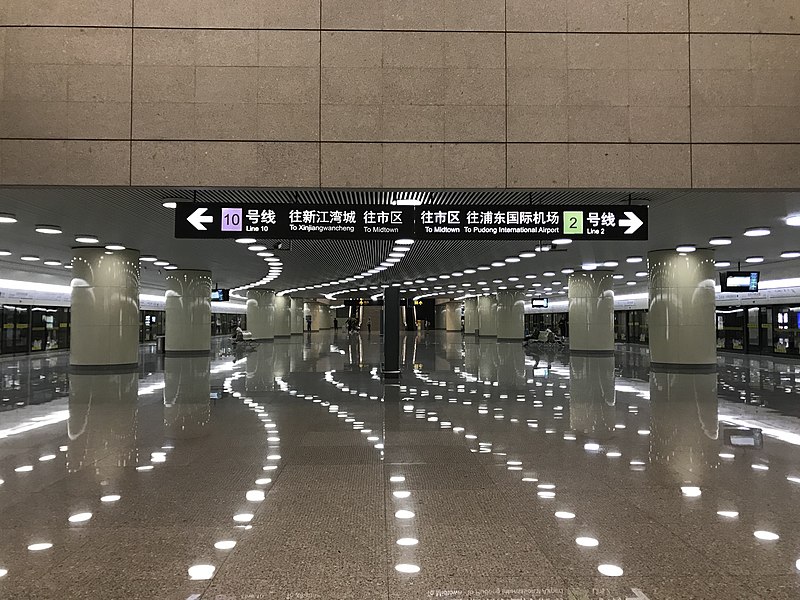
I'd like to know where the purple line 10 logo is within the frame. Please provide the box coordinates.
[221,208,242,232]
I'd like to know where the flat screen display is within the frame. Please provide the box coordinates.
[531,298,549,308]
[721,271,759,293]
[211,289,230,301]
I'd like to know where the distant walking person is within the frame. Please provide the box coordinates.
[333,317,339,331]
[367,317,372,334]
[306,314,312,332]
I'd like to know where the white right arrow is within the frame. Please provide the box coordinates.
[619,211,643,235]
[187,207,214,231]
[627,589,651,600]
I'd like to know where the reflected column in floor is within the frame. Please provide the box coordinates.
[164,356,211,439]
[569,355,616,436]
[650,369,719,486]
[68,372,138,474]
[496,342,525,389]
[247,345,275,392]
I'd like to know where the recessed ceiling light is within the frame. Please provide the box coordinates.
[105,244,126,251]
[781,251,800,258]
[20,256,40,261]
[75,235,99,244]
[162,201,177,209]
[715,261,731,268]
[491,261,505,267]
[561,268,574,274]
[164,265,178,270]
[463,269,476,274]
[744,227,770,237]
[0,250,11,256]
[709,237,732,245]
[140,255,158,262]
[43,260,62,266]
[35,225,62,235]
[626,256,643,263]
[785,215,800,226]
[745,256,764,263]
[552,238,572,245]
[395,239,414,245]
[505,257,521,263]
[235,238,257,244]
[519,252,536,258]
[612,274,624,279]
[248,245,267,252]
[543,271,555,277]
[154,260,170,266]
[0,213,18,223]
[675,245,696,253]
[635,271,647,277]
[597,564,623,577]
[626,281,636,286]
[477,266,490,271]
[582,263,598,270]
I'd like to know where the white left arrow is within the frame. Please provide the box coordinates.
[619,211,643,235]
[187,207,214,231]
[627,589,651,600]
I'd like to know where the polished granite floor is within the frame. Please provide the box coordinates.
[2,332,800,599]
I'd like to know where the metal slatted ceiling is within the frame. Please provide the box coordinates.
[0,187,797,297]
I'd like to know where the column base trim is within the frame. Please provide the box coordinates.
[570,349,615,356]
[69,362,138,374]
[497,337,524,342]
[650,362,717,373]
[164,350,210,357]
[478,333,497,337]
[274,334,291,338]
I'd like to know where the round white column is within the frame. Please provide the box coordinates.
[496,291,525,341]
[445,302,461,332]
[290,298,304,334]
[435,303,447,330]
[70,247,140,369]
[165,269,212,354]
[477,295,497,337]
[648,249,716,368]
[568,271,614,353]
[246,289,275,341]
[464,297,478,335]
[273,295,291,337]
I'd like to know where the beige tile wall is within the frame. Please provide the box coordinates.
[0,0,798,187]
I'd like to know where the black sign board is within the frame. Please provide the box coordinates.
[175,204,647,241]
[175,204,414,239]
[343,299,384,307]
[211,289,230,302]
[414,205,647,240]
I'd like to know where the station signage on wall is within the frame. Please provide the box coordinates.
[175,204,647,241]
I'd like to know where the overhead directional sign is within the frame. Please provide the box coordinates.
[175,204,415,239]
[413,205,647,240]
[175,203,647,241]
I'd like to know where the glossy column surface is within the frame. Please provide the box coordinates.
[165,269,212,353]
[444,302,461,332]
[649,249,717,366]
[290,297,304,334]
[273,296,291,338]
[434,303,447,330]
[477,294,497,336]
[568,271,614,352]
[495,291,525,340]
[463,297,478,334]
[1,335,800,599]
[70,247,140,368]
[246,289,275,341]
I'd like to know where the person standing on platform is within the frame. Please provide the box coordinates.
[367,317,372,334]
[306,314,312,332]
[333,317,338,332]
